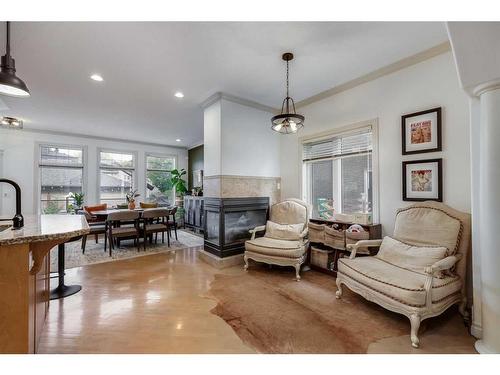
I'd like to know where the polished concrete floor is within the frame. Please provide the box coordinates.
[39,247,476,354]
[39,247,254,353]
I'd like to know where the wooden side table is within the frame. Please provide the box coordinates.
[307,218,382,277]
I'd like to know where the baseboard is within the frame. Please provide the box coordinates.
[475,340,498,354]
[197,249,244,269]
[471,323,483,339]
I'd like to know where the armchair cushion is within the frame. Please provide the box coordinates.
[376,236,448,276]
[338,257,462,307]
[264,220,304,241]
[246,237,305,258]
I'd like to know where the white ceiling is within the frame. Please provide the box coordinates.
[0,22,448,147]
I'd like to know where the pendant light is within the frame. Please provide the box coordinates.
[0,22,30,97]
[271,52,304,134]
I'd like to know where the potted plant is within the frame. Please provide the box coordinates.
[69,192,85,213]
[170,168,187,207]
[126,189,140,210]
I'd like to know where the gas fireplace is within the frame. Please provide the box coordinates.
[204,197,269,258]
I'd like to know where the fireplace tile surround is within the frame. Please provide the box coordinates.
[203,175,281,205]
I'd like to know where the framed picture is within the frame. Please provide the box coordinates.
[402,107,442,155]
[402,158,442,202]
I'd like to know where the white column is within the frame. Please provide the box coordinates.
[475,82,500,354]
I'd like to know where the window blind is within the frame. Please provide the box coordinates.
[302,127,372,162]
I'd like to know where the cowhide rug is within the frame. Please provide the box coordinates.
[207,263,476,354]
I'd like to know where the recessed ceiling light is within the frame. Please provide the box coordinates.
[90,74,103,82]
[176,139,181,142]
[174,92,184,98]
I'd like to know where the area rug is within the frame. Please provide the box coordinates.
[207,264,474,353]
[50,229,203,271]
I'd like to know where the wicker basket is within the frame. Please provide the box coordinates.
[345,231,370,254]
[310,246,335,269]
[308,222,325,244]
[324,226,345,249]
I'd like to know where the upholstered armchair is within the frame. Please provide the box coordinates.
[335,201,471,348]
[244,199,310,281]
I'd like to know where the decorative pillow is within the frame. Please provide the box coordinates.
[83,203,107,214]
[376,236,448,276]
[264,221,304,241]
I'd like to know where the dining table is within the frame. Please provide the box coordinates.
[87,207,176,248]
[90,207,176,220]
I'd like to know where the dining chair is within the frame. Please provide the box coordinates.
[106,210,141,256]
[81,211,107,254]
[167,207,178,241]
[141,208,171,249]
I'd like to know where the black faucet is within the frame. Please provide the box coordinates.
[0,178,24,229]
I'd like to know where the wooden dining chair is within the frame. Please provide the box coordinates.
[141,208,171,249]
[106,210,141,256]
[167,207,178,241]
[81,211,107,254]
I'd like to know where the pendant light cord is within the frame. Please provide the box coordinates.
[6,21,10,56]
[286,59,289,98]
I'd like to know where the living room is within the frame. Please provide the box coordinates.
[1,1,499,373]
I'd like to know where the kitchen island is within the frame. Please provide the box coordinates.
[0,215,89,353]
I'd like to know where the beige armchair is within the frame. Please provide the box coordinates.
[335,201,471,348]
[244,199,310,281]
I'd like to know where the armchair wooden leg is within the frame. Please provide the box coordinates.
[243,255,249,271]
[95,233,99,243]
[335,277,343,299]
[294,264,301,281]
[409,314,421,348]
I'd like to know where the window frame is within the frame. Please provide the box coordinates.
[35,142,88,215]
[299,119,379,223]
[97,148,138,206]
[144,152,177,204]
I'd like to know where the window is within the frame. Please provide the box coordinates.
[302,126,373,219]
[39,145,84,214]
[145,154,175,206]
[99,150,135,206]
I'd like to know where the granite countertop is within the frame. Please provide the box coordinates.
[0,214,90,246]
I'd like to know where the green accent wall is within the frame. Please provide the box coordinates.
[188,145,204,191]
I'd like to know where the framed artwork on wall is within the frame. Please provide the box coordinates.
[402,107,442,155]
[402,158,442,202]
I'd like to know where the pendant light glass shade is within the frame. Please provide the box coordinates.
[271,52,304,134]
[0,22,30,97]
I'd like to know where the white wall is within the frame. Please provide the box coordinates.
[220,99,280,177]
[203,100,222,176]
[280,52,471,235]
[203,97,281,178]
[0,129,188,216]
